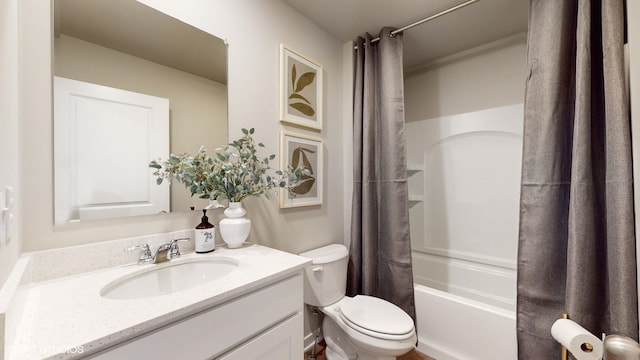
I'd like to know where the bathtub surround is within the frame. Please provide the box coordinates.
[403,34,526,358]
[414,285,517,359]
[348,27,415,321]
[518,0,638,358]
[405,104,523,312]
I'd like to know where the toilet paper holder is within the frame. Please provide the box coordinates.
[602,335,640,360]
[558,313,595,360]
[553,313,602,360]
[554,313,640,360]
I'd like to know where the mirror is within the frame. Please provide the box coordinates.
[53,0,228,224]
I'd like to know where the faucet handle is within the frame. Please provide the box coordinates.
[125,243,153,264]
[169,238,191,259]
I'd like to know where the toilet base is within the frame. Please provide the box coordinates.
[325,345,395,360]
[325,346,354,360]
[323,315,403,360]
[324,316,357,359]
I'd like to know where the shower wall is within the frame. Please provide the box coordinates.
[404,34,527,312]
[405,33,526,121]
[406,104,522,311]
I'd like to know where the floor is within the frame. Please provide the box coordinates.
[398,349,436,360]
[304,341,435,360]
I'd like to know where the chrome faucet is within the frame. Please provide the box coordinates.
[169,237,190,259]
[125,243,154,265]
[125,237,191,265]
[153,243,173,263]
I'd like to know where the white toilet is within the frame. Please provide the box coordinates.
[300,244,416,360]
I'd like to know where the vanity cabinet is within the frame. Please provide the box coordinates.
[89,274,303,360]
[217,313,302,360]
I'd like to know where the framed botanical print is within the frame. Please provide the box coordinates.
[280,44,323,130]
[280,131,323,208]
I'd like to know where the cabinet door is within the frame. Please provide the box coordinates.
[217,313,303,360]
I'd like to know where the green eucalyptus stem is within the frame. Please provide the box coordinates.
[149,128,308,202]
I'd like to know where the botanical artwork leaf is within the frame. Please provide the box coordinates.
[287,57,317,119]
[289,146,316,195]
[289,102,315,116]
[291,64,297,90]
[291,147,301,170]
[292,176,315,195]
[288,93,310,104]
[294,72,315,92]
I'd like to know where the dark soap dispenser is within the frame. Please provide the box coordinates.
[195,209,215,253]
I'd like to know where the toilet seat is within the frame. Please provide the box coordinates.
[338,295,415,340]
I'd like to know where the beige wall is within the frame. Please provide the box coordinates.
[54,34,227,213]
[18,0,345,256]
[0,0,21,285]
[2,0,346,346]
[133,0,347,255]
[405,33,527,122]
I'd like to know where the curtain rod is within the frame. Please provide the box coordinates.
[354,0,480,48]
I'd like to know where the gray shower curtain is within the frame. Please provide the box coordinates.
[347,27,416,321]
[518,0,638,357]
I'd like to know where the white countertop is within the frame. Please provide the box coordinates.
[7,244,310,360]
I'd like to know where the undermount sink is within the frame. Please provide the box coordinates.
[101,257,239,300]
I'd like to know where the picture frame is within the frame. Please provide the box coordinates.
[280,131,323,208]
[280,44,323,130]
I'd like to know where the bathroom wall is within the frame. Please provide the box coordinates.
[0,0,21,286]
[405,33,527,121]
[17,0,345,255]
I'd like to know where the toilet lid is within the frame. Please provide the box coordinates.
[338,295,414,338]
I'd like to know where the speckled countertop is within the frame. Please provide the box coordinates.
[7,244,310,360]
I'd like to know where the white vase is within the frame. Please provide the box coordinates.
[219,201,251,248]
[206,199,225,209]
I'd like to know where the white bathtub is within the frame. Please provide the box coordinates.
[414,285,517,360]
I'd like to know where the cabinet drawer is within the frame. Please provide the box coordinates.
[216,313,303,360]
[90,274,303,359]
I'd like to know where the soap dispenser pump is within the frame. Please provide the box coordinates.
[195,209,215,253]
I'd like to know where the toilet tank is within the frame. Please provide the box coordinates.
[299,244,349,307]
